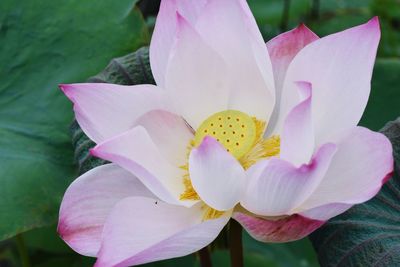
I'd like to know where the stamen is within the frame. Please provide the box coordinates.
[202,205,224,221]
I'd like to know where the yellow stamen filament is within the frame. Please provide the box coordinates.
[202,205,225,221]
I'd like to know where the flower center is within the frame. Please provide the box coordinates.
[180,110,281,221]
[193,110,257,159]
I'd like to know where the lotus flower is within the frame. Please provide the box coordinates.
[58,0,393,266]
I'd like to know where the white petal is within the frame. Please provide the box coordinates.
[94,197,230,267]
[58,164,154,256]
[135,110,194,166]
[195,0,275,122]
[280,81,314,166]
[275,18,380,144]
[150,0,207,87]
[299,203,353,221]
[189,137,245,211]
[60,83,168,143]
[91,127,187,206]
[300,126,393,210]
[165,14,230,129]
[241,143,337,216]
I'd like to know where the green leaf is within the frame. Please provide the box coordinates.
[360,59,400,131]
[370,0,400,57]
[310,118,400,267]
[248,0,311,39]
[23,225,71,254]
[243,232,319,267]
[0,0,148,240]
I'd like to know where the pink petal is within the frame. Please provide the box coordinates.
[94,197,230,267]
[150,0,207,87]
[60,83,168,144]
[276,18,381,144]
[135,110,194,166]
[195,0,275,122]
[280,81,314,166]
[233,212,324,243]
[267,24,318,90]
[266,24,318,135]
[241,143,336,216]
[58,164,154,256]
[91,127,188,206]
[189,136,245,211]
[300,126,393,210]
[165,13,230,130]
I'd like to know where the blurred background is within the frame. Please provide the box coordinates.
[0,0,399,266]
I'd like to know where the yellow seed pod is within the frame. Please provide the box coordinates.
[193,110,257,159]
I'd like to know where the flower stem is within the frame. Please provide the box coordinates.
[199,246,213,267]
[15,234,31,267]
[229,220,243,267]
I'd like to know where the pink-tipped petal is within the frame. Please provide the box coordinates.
[59,83,168,144]
[91,127,187,206]
[280,81,314,166]
[266,25,318,135]
[241,143,336,216]
[267,24,319,92]
[300,126,393,210]
[276,18,381,143]
[195,0,275,122]
[58,164,154,257]
[189,137,246,211]
[94,197,230,267]
[165,13,230,130]
[233,212,324,243]
[135,110,194,166]
[150,0,207,87]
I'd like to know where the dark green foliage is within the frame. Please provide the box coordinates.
[87,47,155,86]
[0,0,147,241]
[310,118,400,267]
[360,59,400,130]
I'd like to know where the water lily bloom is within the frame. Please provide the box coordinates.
[58,0,393,266]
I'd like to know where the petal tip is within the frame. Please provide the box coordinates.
[58,83,67,91]
[382,170,394,185]
[59,84,73,98]
[369,16,380,26]
[294,23,319,38]
[196,136,221,153]
[296,23,310,32]
[89,147,99,157]
[365,16,381,35]
[57,218,67,238]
